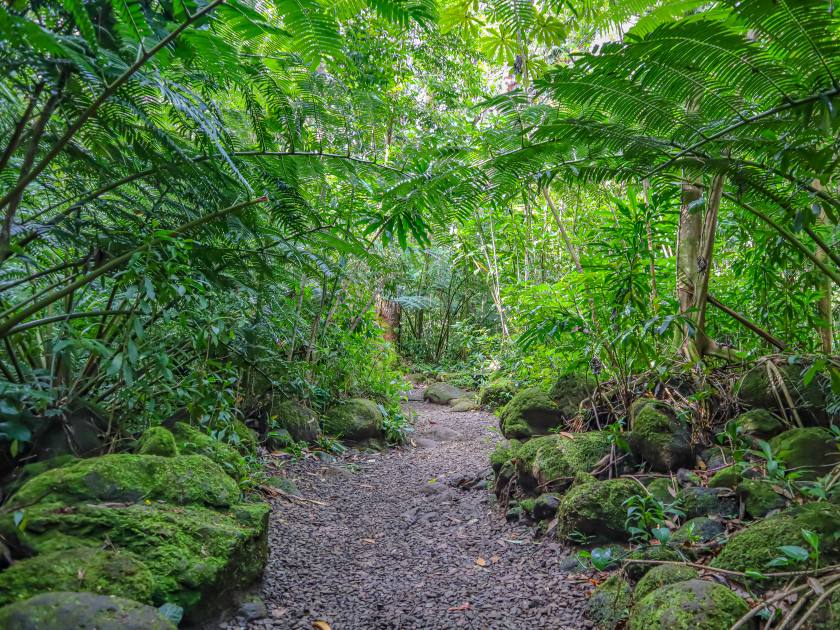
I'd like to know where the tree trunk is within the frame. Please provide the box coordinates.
[375,294,401,344]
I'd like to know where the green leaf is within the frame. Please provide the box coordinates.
[777,545,809,563]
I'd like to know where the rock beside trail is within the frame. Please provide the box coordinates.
[587,575,632,630]
[628,399,693,472]
[478,378,516,409]
[769,427,840,480]
[677,486,738,519]
[498,388,563,439]
[557,478,638,542]
[628,579,750,630]
[548,374,594,420]
[0,592,176,630]
[267,400,321,443]
[634,564,699,600]
[172,422,248,480]
[736,479,785,518]
[672,516,725,546]
[137,427,179,457]
[449,397,479,412]
[422,382,468,405]
[322,398,384,443]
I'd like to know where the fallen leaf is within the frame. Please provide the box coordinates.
[362,538,376,544]
[558,431,576,440]
[490,555,500,563]
[312,621,332,630]
[807,577,825,595]
[448,603,470,612]
[271,607,287,618]
[475,557,487,567]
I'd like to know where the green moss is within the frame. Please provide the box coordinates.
[519,498,536,514]
[224,420,258,455]
[8,453,240,509]
[733,409,784,439]
[498,387,562,439]
[322,398,384,442]
[634,564,699,600]
[677,487,738,519]
[172,422,248,481]
[268,401,320,442]
[628,400,693,472]
[625,546,681,580]
[736,479,785,518]
[557,478,638,542]
[423,382,467,405]
[629,579,749,630]
[3,455,78,497]
[0,592,176,630]
[769,427,839,480]
[513,431,612,492]
[708,466,741,489]
[489,440,519,472]
[0,548,155,607]
[478,378,516,409]
[737,360,829,423]
[137,427,179,457]
[646,477,677,503]
[587,575,632,630]
[548,374,593,419]
[711,503,840,574]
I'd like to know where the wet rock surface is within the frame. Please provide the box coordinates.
[218,390,589,629]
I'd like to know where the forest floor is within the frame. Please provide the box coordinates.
[218,389,591,630]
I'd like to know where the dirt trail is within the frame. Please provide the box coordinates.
[219,391,590,629]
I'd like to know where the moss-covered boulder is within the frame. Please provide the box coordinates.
[733,409,785,440]
[6,453,240,509]
[587,575,632,630]
[711,503,840,574]
[677,486,738,519]
[450,397,479,412]
[628,579,750,629]
[736,479,785,518]
[511,431,612,492]
[645,477,677,503]
[423,382,467,405]
[769,427,839,480]
[322,398,384,443]
[0,548,155,607]
[478,378,516,409]
[223,419,258,455]
[1,454,78,498]
[548,374,593,420]
[634,564,699,600]
[628,399,693,472]
[498,388,563,439]
[700,446,732,470]
[737,359,833,425]
[267,400,321,443]
[625,546,681,580]
[672,517,725,546]
[171,422,248,481]
[0,592,176,630]
[533,493,562,521]
[137,427,179,457]
[557,478,638,542]
[707,466,741,489]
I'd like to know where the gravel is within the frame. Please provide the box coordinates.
[218,389,590,629]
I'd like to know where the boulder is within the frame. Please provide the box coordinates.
[634,564,699,600]
[222,420,259,455]
[137,427,178,457]
[0,592,175,630]
[548,374,593,420]
[645,477,677,503]
[557,478,638,542]
[733,409,785,440]
[322,399,384,443]
[625,546,681,580]
[511,431,612,492]
[450,397,479,412]
[769,427,840,480]
[533,493,562,521]
[628,579,750,629]
[171,422,248,480]
[677,486,738,519]
[587,575,632,630]
[628,399,693,472]
[423,383,467,405]
[737,359,833,425]
[672,517,725,545]
[736,479,786,518]
[711,503,840,574]
[478,378,516,409]
[699,446,732,470]
[498,388,563,439]
[267,401,321,443]
[707,466,741,489]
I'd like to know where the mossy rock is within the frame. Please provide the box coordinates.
[450,397,479,412]
[268,400,321,443]
[634,564,699,600]
[733,409,785,440]
[645,477,677,503]
[628,579,750,629]
[737,359,832,425]
[7,453,240,509]
[736,479,785,518]
[587,575,632,630]
[700,446,732,470]
[628,399,693,472]
[0,500,269,617]
[512,431,612,492]
[498,388,563,439]
[711,502,840,574]
[557,478,638,542]
[0,592,176,630]
[677,486,738,519]
[137,427,179,458]
[533,493,562,521]
[489,440,519,473]
[478,378,516,409]
[625,546,681,580]
[322,399,384,443]
[548,374,593,420]
[423,382,467,405]
[672,517,725,546]
[708,466,741,489]
[222,420,258,455]
[0,548,155,607]
[769,427,839,480]
[171,422,248,481]
[2,454,78,498]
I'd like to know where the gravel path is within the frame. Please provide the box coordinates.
[219,391,590,629]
